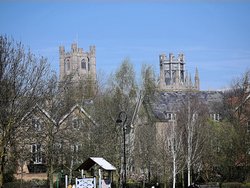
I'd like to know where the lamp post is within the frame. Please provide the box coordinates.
[116,111,127,188]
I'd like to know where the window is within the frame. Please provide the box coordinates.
[165,112,176,121]
[87,57,90,71]
[172,63,178,70]
[210,113,221,122]
[212,138,221,153]
[165,71,171,85]
[81,59,86,69]
[247,121,250,133]
[72,118,83,130]
[32,118,42,132]
[172,71,177,83]
[65,58,70,71]
[31,144,43,164]
[192,113,198,121]
[71,144,79,153]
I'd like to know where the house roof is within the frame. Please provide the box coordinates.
[21,103,96,126]
[21,104,56,124]
[58,104,97,126]
[76,157,116,171]
[144,91,224,121]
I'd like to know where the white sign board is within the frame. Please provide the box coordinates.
[76,178,95,188]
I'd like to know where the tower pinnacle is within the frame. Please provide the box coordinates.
[195,67,200,90]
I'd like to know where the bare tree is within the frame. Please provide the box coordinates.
[90,58,139,186]
[165,120,185,188]
[0,35,53,187]
[43,75,96,188]
[140,64,157,96]
[177,94,209,186]
[134,120,157,183]
[132,65,158,183]
[155,130,170,187]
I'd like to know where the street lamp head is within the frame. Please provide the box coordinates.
[116,118,123,123]
[116,111,127,124]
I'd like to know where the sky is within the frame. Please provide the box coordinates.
[1,1,250,90]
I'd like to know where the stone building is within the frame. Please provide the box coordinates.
[15,104,96,181]
[59,43,97,96]
[159,53,200,91]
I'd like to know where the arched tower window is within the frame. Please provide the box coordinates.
[81,59,86,69]
[87,57,90,72]
[65,58,70,71]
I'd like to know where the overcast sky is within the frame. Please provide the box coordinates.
[1,1,250,90]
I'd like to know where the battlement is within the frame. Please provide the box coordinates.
[160,53,185,64]
[59,43,85,56]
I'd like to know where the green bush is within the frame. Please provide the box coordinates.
[126,182,141,188]
[3,179,47,188]
[207,182,220,186]
[221,182,243,188]
[3,171,15,183]
[242,182,250,188]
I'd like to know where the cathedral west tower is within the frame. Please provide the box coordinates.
[59,43,97,96]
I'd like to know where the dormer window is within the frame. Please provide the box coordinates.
[165,112,176,121]
[210,113,221,122]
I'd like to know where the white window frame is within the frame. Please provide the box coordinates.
[210,113,220,122]
[166,112,176,121]
[31,144,43,164]
[71,144,79,153]
[32,118,42,132]
[192,113,198,121]
[247,121,250,133]
[72,118,83,130]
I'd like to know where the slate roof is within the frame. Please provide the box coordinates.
[144,91,224,122]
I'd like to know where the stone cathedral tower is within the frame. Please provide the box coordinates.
[159,53,200,91]
[59,43,97,96]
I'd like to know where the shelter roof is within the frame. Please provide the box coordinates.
[76,157,116,171]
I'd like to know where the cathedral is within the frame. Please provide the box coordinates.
[14,44,224,184]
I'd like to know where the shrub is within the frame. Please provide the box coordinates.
[221,182,243,188]
[3,171,15,183]
[126,182,141,188]
[3,179,47,188]
[242,182,250,188]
